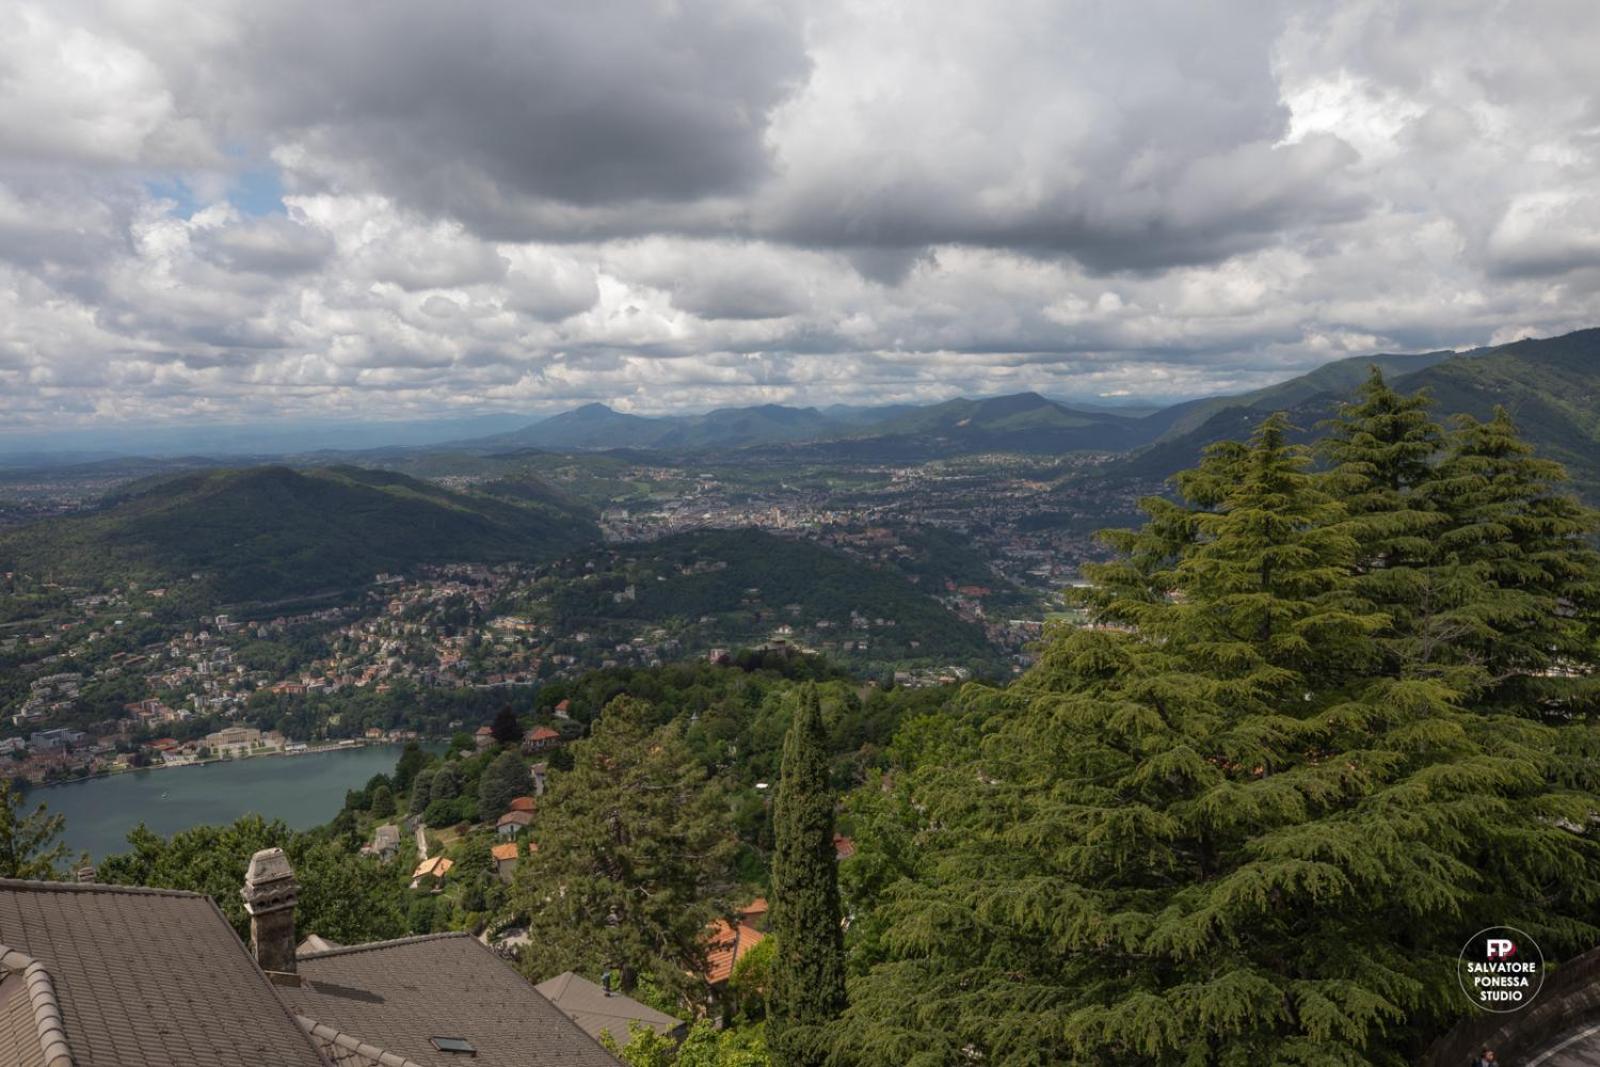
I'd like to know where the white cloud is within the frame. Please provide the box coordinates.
[2,0,1600,431]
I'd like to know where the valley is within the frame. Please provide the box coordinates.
[6,326,1600,794]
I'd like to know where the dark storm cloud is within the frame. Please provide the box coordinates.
[221,0,809,219]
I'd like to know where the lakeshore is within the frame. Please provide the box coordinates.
[26,743,436,861]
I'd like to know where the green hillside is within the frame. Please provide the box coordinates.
[537,528,1001,671]
[775,392,1155,461]
[1396,329,1600,491]
[0,465,599,603]
[1117,328,1600,495]
[1138,347,1459,441]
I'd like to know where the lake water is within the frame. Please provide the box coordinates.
[25,745,423,861]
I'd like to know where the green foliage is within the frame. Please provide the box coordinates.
[0,464,597,601]
[430,762,462,800]
[97,814,407,944]
[604,1020,772,1067]
[511,696,740,1011]
[730,934,776,1022]
[424,796,473,828]
[537,529,1000,673]
[768,685,846,1065]
[478,750,527,820]
[0,781,68,880]
[833,411,1600,1065]
[409,767,436,814]
[369,783,396,818]
[1424,407,1600,713]
[393,742,429,793]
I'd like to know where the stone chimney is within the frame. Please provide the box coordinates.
[241,847,298,974]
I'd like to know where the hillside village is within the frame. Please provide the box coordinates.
[1,529,1021,785]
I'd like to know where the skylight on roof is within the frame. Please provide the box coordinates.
[431,1036,477,1055]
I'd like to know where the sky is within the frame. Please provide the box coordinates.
[3,0,1600,432]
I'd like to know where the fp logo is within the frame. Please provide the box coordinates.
[1486,939,1517,960]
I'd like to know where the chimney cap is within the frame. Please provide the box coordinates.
[242,847,298,916]
[245,847,294,886]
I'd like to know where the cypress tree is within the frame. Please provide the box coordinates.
[769,684,847,1065]
[834,412,1600,1066]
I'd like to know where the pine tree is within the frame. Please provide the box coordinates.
[0,780,67,880]
[1319,368,1449,677]
[1422,407,1600,715]
[834,413,1600,1066]
[768,684,846,1065]
[511,696,740,1009]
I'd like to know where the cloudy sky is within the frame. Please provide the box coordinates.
[3,0,1599,431]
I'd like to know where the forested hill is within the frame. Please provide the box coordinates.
[0,465,599,603]
[1116,327,1600,496]
[534,527,1003,672]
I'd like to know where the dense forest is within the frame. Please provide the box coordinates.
[6,370,1600,1064]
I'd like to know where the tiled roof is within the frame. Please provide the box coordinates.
[507,796,535,813]
[702,919,764,986]
[533,971,682,1044]
[412,856,453,880]
[0,947,57,1067]
[490,843,519,862]
[281,933,620,1066]
[496,810,533,829]
[0,878,329,1067]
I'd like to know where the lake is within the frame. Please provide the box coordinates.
[25,744,426,861]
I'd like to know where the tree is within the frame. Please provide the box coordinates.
[369,783,396,818]
[408,767,436,814]
[1319,368,1449,678]
[97,815,407,944]
[604,1019,772,1067]
[0,780,68,880]
[511,696,740,1010]
[767,685,845,1065]
[478,750,527,820]
[430,762,461,801]
[833,413,1600,1065]
[1422,407,1600,715]
[393,742,429,792]
[491,704,522,746]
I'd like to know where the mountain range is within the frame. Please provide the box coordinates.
[1118,328,1600,494]
[458,393,1158,460]
[7,329,1599,475]
[442,330,1600,469]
